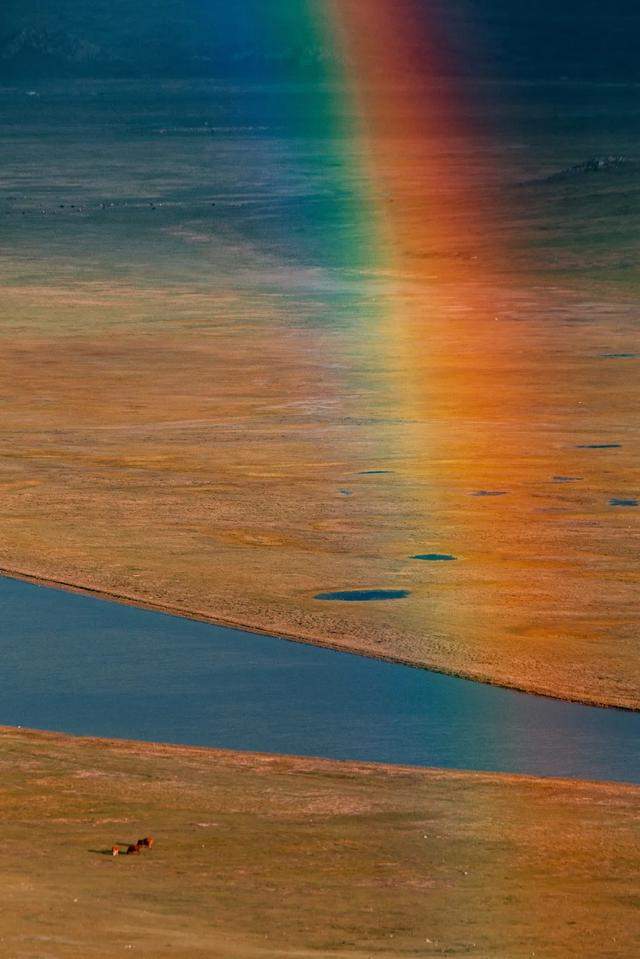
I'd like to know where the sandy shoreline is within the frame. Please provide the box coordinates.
[5,722,640,790]
[0,724,591,785]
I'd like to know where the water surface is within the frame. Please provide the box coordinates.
[1,577,639,784]
[314,589,410,601]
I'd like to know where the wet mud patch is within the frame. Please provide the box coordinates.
[412,554,457,562]
[577,444,621,449]
[599,353,638,359]
[314,589,410,602]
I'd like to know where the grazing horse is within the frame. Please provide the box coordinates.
[126,843,142,855]
[138,836,155,849]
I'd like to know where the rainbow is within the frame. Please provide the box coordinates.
[313,1,518,624]
[229,3,600,680]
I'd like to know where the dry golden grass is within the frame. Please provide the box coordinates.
[0,281,639,708]
[0,726,638,958]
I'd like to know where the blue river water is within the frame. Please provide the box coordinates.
[0,576,638,783]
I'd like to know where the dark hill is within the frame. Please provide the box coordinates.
[1,1,639,81]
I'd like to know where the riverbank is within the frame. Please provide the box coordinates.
[0,287,638,714]
[0,726,638,958]
[2,79,640,712]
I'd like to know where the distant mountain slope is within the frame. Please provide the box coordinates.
[0,2,335,79]
[1,1,640,81]
[0,26,120,77]
[0,2,214,79]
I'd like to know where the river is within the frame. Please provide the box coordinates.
[1,576,638,783]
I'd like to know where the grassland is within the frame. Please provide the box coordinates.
[0,79,639,709]
[0,726,638,958]
[0,276,638,710]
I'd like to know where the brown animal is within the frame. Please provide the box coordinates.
[138,836,155,849]
[111,846,120,857]
[126,843,141,855]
